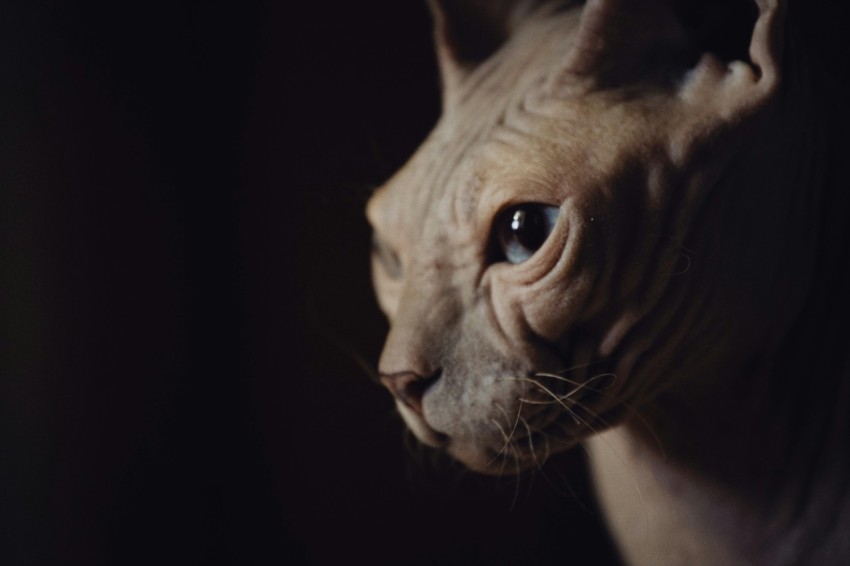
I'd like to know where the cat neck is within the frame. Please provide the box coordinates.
[587,156,850,561]
[587,355,850,565]
[585,35,850,565]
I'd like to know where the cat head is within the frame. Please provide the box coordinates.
[367,0,804,473]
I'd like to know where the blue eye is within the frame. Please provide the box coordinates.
[494,204,560,264]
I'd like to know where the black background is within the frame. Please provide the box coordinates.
[1,2,618,564]
[5,1,847,565]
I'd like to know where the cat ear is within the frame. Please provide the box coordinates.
[556,0,785,113]
[558,0,692,89]
[674,0,785,122]
[427,0,541,95]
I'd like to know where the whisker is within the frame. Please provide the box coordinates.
[491,416,510,449]
[519,379,576,414]
[498,397,531,477]
[342,347,381,384]
[519,416,542,471]
[489,410,513,477]
[534,371,618,392]
[530,373,666,456]
[549,358,612,376]
[503,401,524,449]
[301,300,383,384]
[508,373,615,408]
[495,372,666,463]
[515,377,590,433]
[496,435,512,480]
[555,378,667,459]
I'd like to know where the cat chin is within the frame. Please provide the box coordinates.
[398,399,596,474]
[446,436,582,476]
[398,407,556,473]
[441,440,512,475]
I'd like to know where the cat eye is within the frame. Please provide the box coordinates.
[493,204,560,264]
[372,235,403,279]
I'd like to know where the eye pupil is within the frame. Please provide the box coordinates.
[510,210,524,231]
[495,204,559,265]
[509,208,547,250]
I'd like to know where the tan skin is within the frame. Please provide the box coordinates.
[369,1,849,564]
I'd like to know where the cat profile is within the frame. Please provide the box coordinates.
[368,1,850,564]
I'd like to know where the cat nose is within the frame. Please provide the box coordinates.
[379,371,440,417]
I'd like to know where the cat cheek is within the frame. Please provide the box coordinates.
[371,265,402,320]
[517,277,597,343]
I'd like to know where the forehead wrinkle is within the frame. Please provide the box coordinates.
[384,9,580,255]
[450,160,485,228]
[477,135,562,203]
[403,122,501,253]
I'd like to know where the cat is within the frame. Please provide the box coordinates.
[367,1,850,564]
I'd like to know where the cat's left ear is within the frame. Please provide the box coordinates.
[549,0,785,118]
[555,0,785,118]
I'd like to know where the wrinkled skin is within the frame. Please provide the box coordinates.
[367,1,850,564]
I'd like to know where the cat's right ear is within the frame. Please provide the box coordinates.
[428,0,539,101]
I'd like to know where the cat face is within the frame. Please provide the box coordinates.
[368,0,794,473]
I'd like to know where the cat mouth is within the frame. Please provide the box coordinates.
[391,353,624,474]
[395,400,449,448]
[399,394,618,476]
[449,391,626,475]
[405,395,598,475]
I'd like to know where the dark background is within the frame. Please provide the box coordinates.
[0,2,619,564]
[8,1,846,564]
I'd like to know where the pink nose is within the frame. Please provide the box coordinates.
[379,371,440,417]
